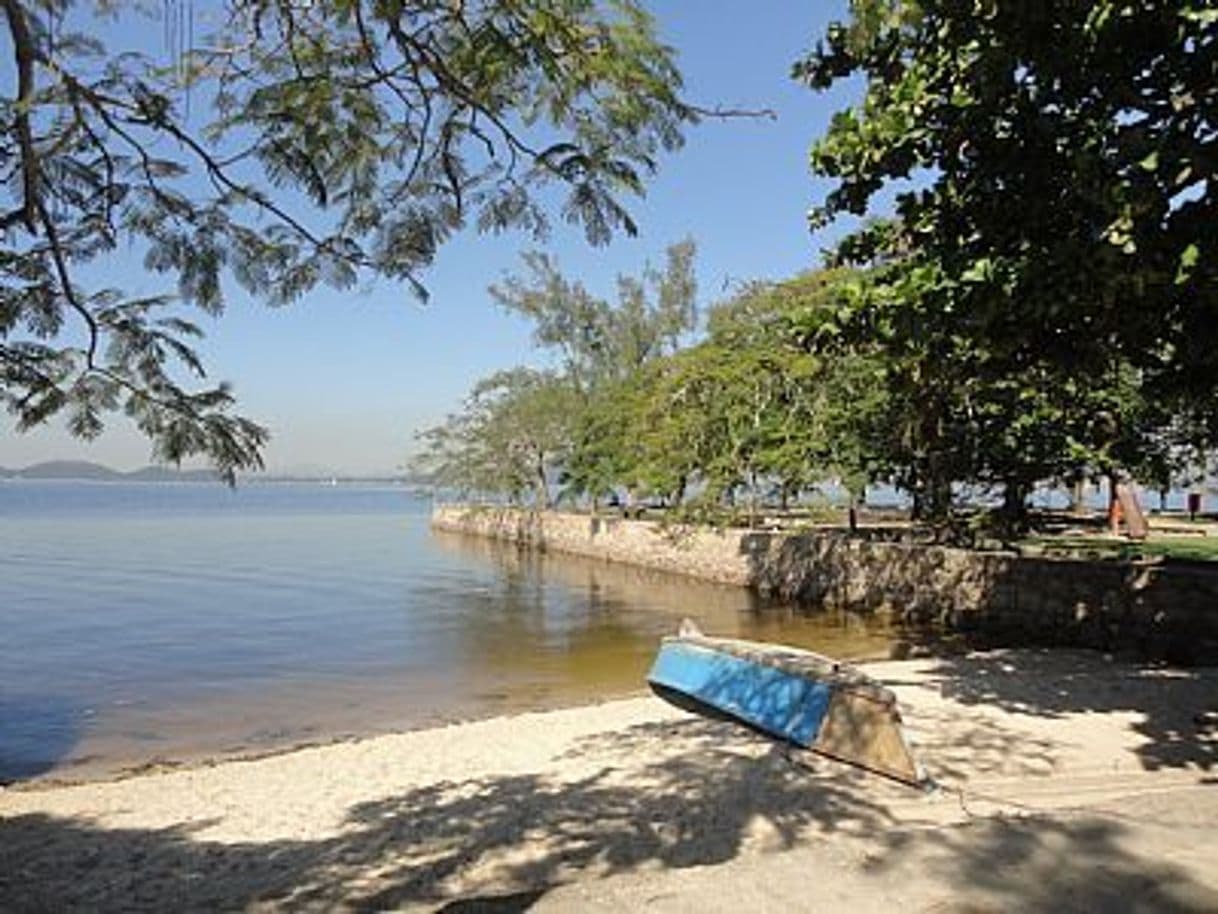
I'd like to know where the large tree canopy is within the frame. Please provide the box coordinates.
[798,0,1216,518]
[802,1,1214,362]
[1,0,694,479]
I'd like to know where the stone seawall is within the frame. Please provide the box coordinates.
[432,505,1218,662]
[432,505,758,587]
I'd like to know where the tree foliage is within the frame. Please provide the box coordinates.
[797,0,1216,522]
[427,259,899,523]
[416,239,698,503]
[419,3,1214,532]
[1,0,694,479]
[489,237,697,392]
[413,367,578,506]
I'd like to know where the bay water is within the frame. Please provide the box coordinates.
[0,482,897,782]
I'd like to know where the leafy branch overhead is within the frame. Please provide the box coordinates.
[0,0,696,479]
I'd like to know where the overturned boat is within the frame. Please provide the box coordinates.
[648,621,925,786]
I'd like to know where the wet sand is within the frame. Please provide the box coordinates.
[2,649,1216,912]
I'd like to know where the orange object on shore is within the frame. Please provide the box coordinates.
[1107,480,1147,540]
[1108,494,1123,536]
[1117,483,1148,540]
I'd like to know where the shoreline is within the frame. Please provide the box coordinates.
[8,686,664,793]
[15,529,908,790]
[4,649,1216,911]
[15,636,910,791]
[14,635,910,791]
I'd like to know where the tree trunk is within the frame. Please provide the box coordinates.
[922,454,953,526]
[535,453,549,509]
[1000,479,1030,537]
[1114,478,1148,540]
[1069,477,1087,516]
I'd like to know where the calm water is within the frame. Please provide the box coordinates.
[0,482,898,782]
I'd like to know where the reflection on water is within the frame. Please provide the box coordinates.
[1,483,899,782]
[432,531,900,707]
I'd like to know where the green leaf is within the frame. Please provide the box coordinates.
[960,259,993,283]
[1180,7,1218,26]
[1176,243,1200,284]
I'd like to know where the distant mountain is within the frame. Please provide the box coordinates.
[6,461,216,482]
[1,460,419,484]
[14,460,124,480]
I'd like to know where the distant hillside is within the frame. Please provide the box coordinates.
[8,461,216,482]
[2,460,419,484]
[14,460,124,480]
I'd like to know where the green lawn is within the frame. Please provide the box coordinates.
[1020,535,1218,563]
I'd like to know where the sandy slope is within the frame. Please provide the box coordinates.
[2,650,1216,913]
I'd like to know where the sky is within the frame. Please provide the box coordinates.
[1,0,879,476]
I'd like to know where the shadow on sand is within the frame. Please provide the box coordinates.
[918,650,1218,772]
[1,719,890,912]
[4,668,1218,914]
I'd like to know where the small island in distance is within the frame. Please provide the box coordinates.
[0,460,422,485]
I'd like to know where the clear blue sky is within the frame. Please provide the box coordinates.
[2,0,888,476]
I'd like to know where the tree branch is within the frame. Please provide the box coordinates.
[3,0,41,233]
[686,103,778,121]
[34,195,99,367]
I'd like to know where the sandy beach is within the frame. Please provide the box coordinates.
[3,649,1216,913]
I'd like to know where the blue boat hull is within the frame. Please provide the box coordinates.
[648,639,833,747]
[647,630,925,785]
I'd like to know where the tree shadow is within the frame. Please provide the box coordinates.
[433,888,548,913]
[3,710,1216,912]
[914,650,1218,772]
[903,703,1062,783]
[0,717,898,912]
[867,810,1218,913]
